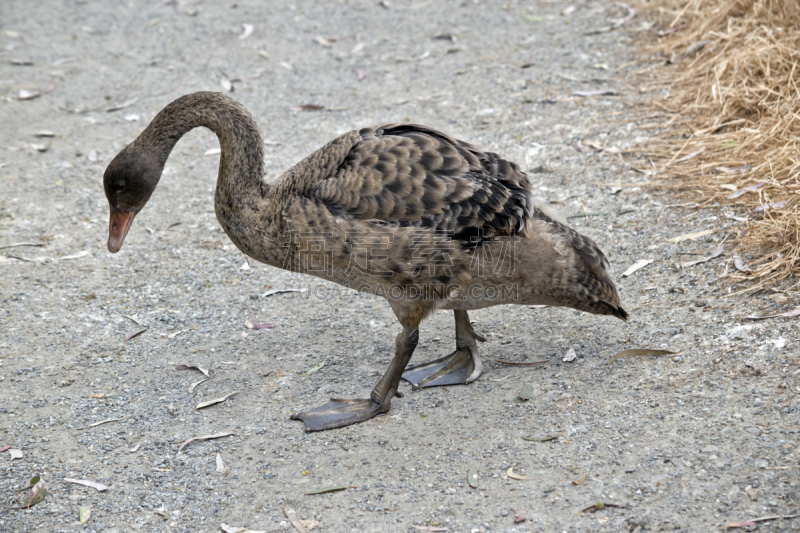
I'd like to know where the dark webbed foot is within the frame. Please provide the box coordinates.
[401,310,485,390]
[291,327,419,432]
[291,398,389,432]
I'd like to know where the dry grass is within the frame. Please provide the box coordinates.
[639,0,800,291]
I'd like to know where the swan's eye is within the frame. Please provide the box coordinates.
[116,183,126,193]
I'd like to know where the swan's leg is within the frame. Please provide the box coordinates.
[401,310,485,390]
[291,326,419,432]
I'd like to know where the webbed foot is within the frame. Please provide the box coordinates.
[291,398,388,432]
[401,309,485,389]
[401,347,481,389]
[290,326,419,432]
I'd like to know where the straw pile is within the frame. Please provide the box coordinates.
[641,0,800,291]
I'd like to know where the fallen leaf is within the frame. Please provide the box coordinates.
[522,435,559,442]
[305,485,347,495]
[666,229,714,243]
[220,525,270,533]
[567,212,606,218]
[9,449,23,459]
[573,89,617,97]
[0,446,11,453]
[0,242,46,250]
[61,250,89,261]
[433,33,457,43]
[485,356,549,366]
[753,200,787,213]
[675,148,704,163]
[713,164,751,174]
[88,418,122,428]
[195,391,238,410]
[263,288,306,297]
[726,521,756,529]
[244,318,275,330]
[304,362,325,375]
[79,506,91,524]
[746,308,800,321]
[467,464,478,488]
[572,473,588,485]
[175,364,210,377]
[519,384,533,401]
[24,477,48,508]
[728,180,768,199]
[18,89,39,100]
[313,35,332,47]
[734,255,753,272]
[284,503,306,533]
[563,347,577,363]
[177,432,235,453]
[64,478,108,492]
[124,327,147,343]
[105,98,138,112]
[681,39,711,56]
[574,141,603,153]
[291,104,324,112]
[622,259,653,277]
[609,349,679,363]
[658,24,685,36]
[216,453,224,473]
[677,244,723,269]
[507,465,530,480]
[578,502,628,514]
[188,378,209,394]
[239,23,254,40]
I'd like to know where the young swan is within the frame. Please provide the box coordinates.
[103,92,627,432]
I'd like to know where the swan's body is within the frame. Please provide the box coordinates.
[104,92,627,432]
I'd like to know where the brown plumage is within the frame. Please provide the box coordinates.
[103,92,627,432]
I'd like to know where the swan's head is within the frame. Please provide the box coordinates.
[103,145,163,253]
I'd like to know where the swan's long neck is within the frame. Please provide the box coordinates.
[135,92,278,258]
[138,92,266,209]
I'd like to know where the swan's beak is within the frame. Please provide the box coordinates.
[107,208,135,253]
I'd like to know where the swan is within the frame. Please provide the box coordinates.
[103,92,627,432]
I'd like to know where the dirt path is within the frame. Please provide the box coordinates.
[1,1,798,532]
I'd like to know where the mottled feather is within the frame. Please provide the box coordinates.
[309,124,533,243]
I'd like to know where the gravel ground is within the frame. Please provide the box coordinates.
[1,1,799,532]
